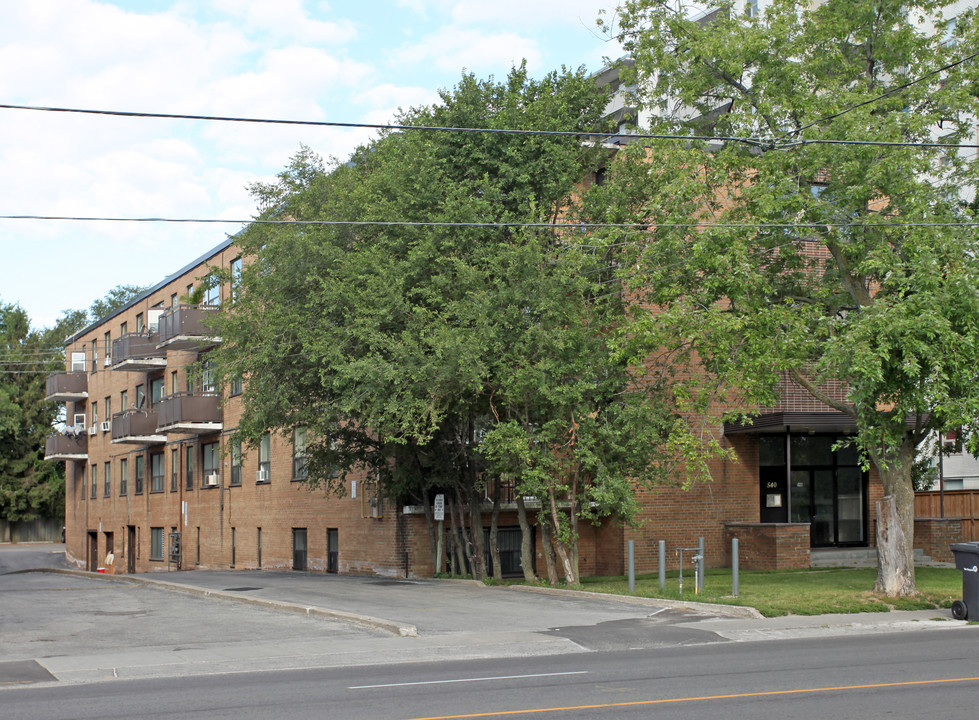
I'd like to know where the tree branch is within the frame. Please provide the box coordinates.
[787,366,857,418]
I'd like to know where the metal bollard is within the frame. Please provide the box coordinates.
[658,540,666,591]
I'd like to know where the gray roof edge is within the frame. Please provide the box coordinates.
[65,234,239,345]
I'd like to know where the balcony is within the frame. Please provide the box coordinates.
[157,305,221,351]
[156,392,223,434]
[111,332,166,371]
[44,433,88,461]
[110,410,166,445]
[45,372,88,402]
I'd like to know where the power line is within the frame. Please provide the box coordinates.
[0,215,979,231]
[1,102,977,150]
[0,214,976,230]
[788,49,979,138]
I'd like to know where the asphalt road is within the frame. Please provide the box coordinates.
[4,543,977,719]
[4,628,979,719]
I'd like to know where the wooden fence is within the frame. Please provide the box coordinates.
[915,490,979,542]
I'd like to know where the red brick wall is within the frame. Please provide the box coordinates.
[723,522,811,570]
[914,518,965,563]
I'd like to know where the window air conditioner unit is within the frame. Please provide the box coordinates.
[205,473,220,487]
[256,468,269,483]
[100,421,111,432]
[103,357,112,367]
[87,426,98,436]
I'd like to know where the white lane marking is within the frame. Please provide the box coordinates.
[349,670,589,690]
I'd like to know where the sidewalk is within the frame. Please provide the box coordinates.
[42,565,967,642]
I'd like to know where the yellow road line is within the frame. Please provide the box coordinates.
[401,675,979,719]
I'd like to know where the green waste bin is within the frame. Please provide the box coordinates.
[950,542,979,620]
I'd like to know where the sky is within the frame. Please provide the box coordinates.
[0,0,623,329]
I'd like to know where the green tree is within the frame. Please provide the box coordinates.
[0,304,84,523]
[605,0,979,595]
[88,284,147,322]
[214,66,692,582]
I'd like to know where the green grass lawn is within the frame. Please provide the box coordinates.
[574,567,962,618]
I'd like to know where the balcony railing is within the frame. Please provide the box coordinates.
[44,434,88,460]
[110,409,166,444]
[45,372,88,402]
[156,392,223,434]
[157,304,221,350]
[111,332,166,371]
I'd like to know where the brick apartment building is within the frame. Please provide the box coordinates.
[46,239,425,577]
[46,229,891,577]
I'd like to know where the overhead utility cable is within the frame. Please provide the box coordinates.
[787,49,979,138]
[0,102,977,150]
[0,215,976,230]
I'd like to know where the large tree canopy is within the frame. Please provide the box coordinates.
[604,0,979,595]
[0,303,86,523]
[213,66,697,582]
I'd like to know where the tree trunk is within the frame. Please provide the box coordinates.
[515,495,536,582]
[468,486,486,581]
[873,442,918,597]
[421,492,437,575]
[489,481,502,582]
[448,495,466,576]
[539,518,560,586]
[875,493,917,596]
[547,486,577,585]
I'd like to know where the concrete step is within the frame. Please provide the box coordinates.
[810,547,931,568]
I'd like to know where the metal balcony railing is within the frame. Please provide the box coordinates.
[157,305,221,350]
[156,392,223,433]
[45,373,88,402]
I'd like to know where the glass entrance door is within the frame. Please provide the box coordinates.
[790,467,865,546]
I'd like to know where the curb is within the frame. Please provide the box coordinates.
[33,568,419,637]
[504,583,765,619]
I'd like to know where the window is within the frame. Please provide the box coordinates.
[171,370,178,395]
[79,465,86,500]
[120,458,128,496]
[202,442,220,486]
[91,464,98,499]
[746,0,758,17]
[135,384,145,409]
[71,351,86,372]
[257,434,271,483]
[103,331,111,358]
[230,375,242,396]
[90,343,98,373]
[104,396,112,425]
[230,441,242,486]
[230,257,243,300]
[120,321,128,337]
[120,389,128,412]
[292,428,308,481]
[170,448,178,492]
[104,461,111,497]
[170,292,178,308]
[204,275,220,306]
[150,527,164,561]
[150,453,164,493]
[136,313,144,333]
[201,360,215,393]
[185,445,195,490]
[135,455,144,495]
[150,377,165,407]
[91,401,98,428]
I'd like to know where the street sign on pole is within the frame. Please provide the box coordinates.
[434,494,445,521]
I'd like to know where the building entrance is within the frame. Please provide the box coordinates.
[759,433,867,547]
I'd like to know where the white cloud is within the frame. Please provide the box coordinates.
[394,29,543,74]
[209,0,357,44]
